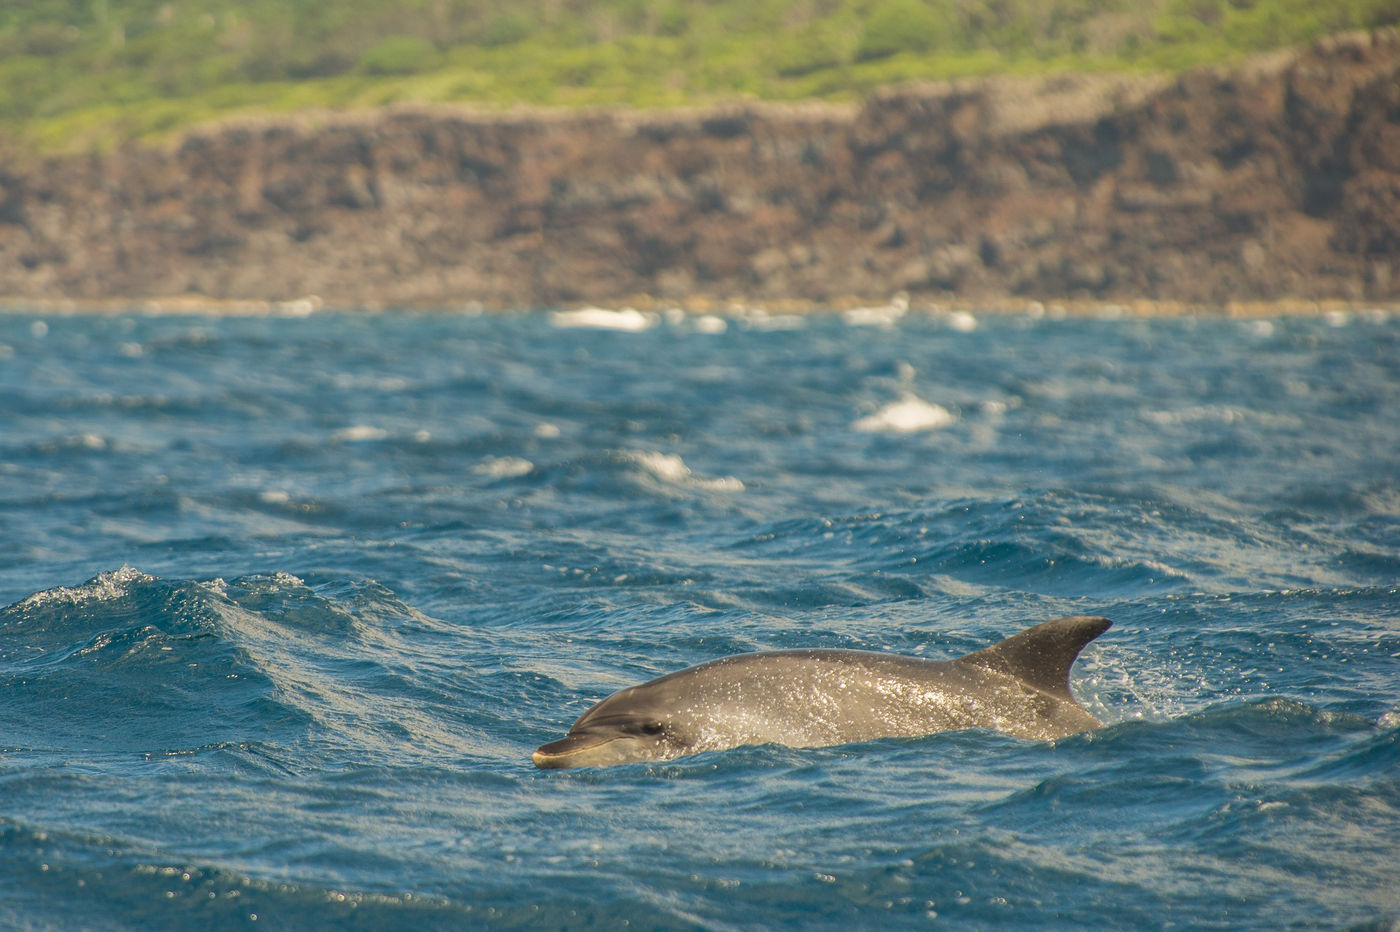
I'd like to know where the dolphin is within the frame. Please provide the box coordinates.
[533,615,1111,769]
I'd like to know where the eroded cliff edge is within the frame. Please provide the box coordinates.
[2,30,1398,309]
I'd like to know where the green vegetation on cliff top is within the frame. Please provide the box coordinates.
[2,0,1396,151]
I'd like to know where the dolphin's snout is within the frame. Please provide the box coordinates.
[532,731,639,769]
[531,736,585,769]
[532,748,566,769]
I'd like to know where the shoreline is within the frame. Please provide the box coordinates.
[3,294,1395,319]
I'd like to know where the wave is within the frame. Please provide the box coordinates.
[527,448,746,500]
[549,307,657,331]
[723,493,1213,601]
[625,450,745,492]
[0,818,475,932]
[852,394,957,434]
[1,569,292,757]
[0,569,489,764]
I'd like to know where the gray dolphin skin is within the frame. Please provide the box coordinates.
[533,615,1111,769]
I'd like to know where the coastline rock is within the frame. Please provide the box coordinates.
[1,31,1398,308]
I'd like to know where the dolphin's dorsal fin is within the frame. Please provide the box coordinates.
[957,616,1111,700]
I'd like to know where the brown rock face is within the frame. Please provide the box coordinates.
[2,31,1398,308]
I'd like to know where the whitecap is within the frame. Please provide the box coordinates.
[629,451,744,491]
[275,295,322,316]
[740,310,807,331]
[692,315,728,334]
[333,425,389,442]
[19,566,154,608]
[946,310,979,332]
[843,294,909,328]
[474,456,534,479]
[853,395,957,434]
[549,307,656,331]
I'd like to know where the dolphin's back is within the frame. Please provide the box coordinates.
[618,616,1112,747]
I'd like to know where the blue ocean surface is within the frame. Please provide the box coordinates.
[1,306,1397,929]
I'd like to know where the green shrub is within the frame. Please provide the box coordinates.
[856,0,960,61]
[774,17,861,76]
[4,0,1400,151]
[484,12,535,47]
[360,35,438,76]
[19,22,83,56]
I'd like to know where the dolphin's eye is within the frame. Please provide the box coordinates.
[638,721,665,737]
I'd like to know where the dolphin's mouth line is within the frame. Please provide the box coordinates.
[532,732,628,768]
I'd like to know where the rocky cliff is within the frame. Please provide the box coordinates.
[2,30,1398,309]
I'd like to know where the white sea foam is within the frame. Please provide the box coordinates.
[19,566,153,609]
[739,310,806,331]
[853,395,957,434]
[333,425,389,442]
[474,456,534,478]
[843,294,909,328]
[945,310,979,332]
[1142,405,1301,429]
[630,451,744,491]
[692,315,728,334]
[549,307,656,331]
[276,296,322,316]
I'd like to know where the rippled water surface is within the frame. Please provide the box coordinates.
[1,308,1397,929]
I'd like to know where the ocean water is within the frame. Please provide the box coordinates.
[1,306,1397,929]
